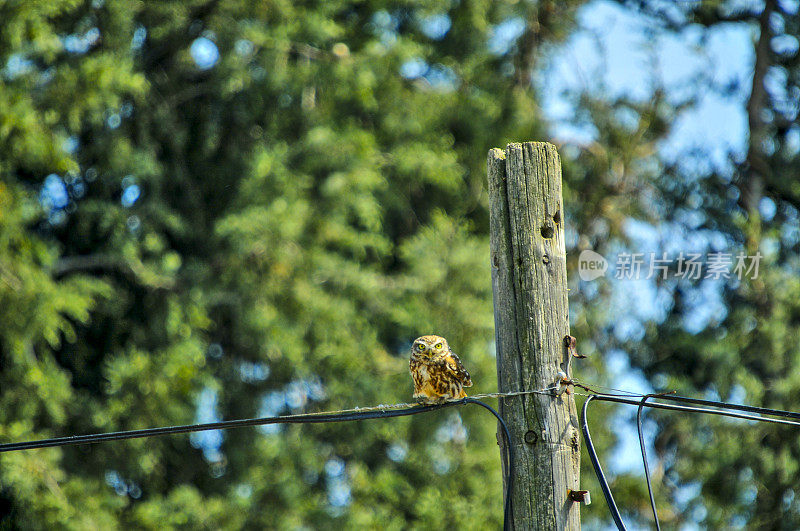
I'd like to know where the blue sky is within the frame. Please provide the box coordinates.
[542,0,758,356]
[543,0,757,351]
[183,2,760,523]
[542,0,752,171]
[541,3,757,526]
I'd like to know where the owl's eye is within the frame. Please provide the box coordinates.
[416,344,426,351]
[434,343,443,349]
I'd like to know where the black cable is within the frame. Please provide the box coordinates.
[0,403,454,453]
[0,398,514,528]
[582,393,800,530]
[12,386,793,529]
[655,394,800,420]
[589,394,800,427]
[581,395,628,531]
[637,395,660,531]
[464,398,514,531]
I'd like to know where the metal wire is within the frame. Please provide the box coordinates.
[592,394,800,427]
[0,393,533,529]
[0,388,556,454]
[637,395,660,531]
[582,392,800,530]
[572,380,647,396]
[581,395,628,530]
[655,394,800,420]
[0,403,454,453]
[463,398,514,531]
[8,379,795,530]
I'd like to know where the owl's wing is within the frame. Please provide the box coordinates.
[445,350,473,387]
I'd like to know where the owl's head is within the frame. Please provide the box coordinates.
[412,335,449,358]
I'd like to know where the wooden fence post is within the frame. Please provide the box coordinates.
[488,142,581,530]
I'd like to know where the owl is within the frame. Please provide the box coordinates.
[409,335,473,404]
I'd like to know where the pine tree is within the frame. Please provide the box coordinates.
[584,1,800,527]
[0,1,603,528]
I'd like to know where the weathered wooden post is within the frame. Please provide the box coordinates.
[488,142,581,529]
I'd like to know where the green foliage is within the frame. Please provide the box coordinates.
[5,0,793,527]
[583,1,800,527]
[0,0,587,528]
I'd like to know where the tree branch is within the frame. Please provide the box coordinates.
[740,0,776,215]
[53,254,174,289]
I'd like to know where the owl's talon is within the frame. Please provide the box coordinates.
[414,396,440,406]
